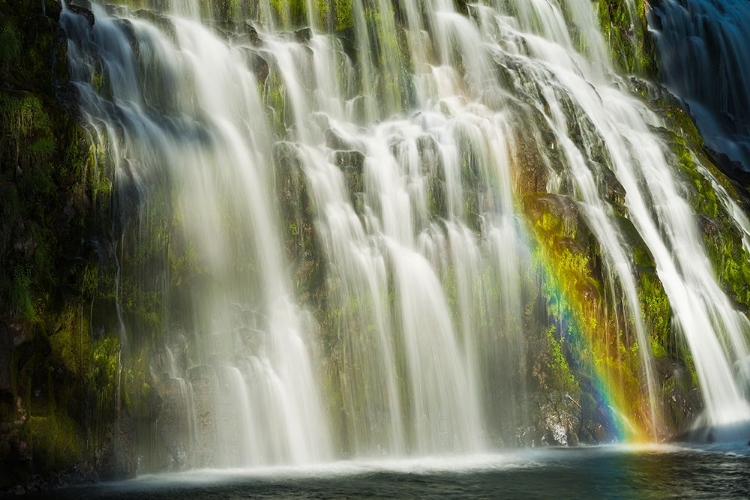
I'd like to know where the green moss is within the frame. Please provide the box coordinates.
[0,21,22,69]
[332,0,354,31]
[523,193,662,435]
[0,93,53,146]
[270,0,308,28]
[122,350,160,420]
[24,410,82,470]
[637,269,672,354]
[45,307,92,380]
[654,100,750,310]
[650,337,668,359]
[9,266,36,321]
[594,0,657,78]
[86,336,121,427]
[704,224,750,308]
[0,4,130,478]
[545,325,579,393]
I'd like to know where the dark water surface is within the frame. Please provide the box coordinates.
[28,445,750,499]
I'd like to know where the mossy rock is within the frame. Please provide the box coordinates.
[650,92,750,310]
[22,410,82,470]
[595,0,657,78]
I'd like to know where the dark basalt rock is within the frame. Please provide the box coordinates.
[113,18,139,59]
[524,194,582,240]
[333,150,365,174]
[295,27,313,44]
[325,128,365,153]
[68,2,95,28]
[596,162,627,207]
[334,150,366,199]
[246,23,261,45]
[133,9,176,42]
[68,0,92,8]
[55,83,82,119]
[249,53,269,83]
[704,145,750,187]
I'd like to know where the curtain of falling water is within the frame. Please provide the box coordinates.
[650,0,750,174]
[61,1,333,466]
[61,0,750,466]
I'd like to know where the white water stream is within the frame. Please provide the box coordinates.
[60,0,750,466]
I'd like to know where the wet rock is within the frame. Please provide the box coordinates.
[69,0,92,9]
[155,377,192,470]
[582,391,619,443]
[325,128,364,152]
[417,135,448,219]
[334,150,366,211]
[597,163,626,207]
[333,150,365,172]
[479,88,506,112]
[697,214,720,236]
[245,22,261,45]
[416,134,441,175]
[68,2,95,28]
[54,25,70,85]
[187,365,216,384]
[187,367,217,467]
[274,141,323,297]
[541,400,579,445]
[13,235,37,260]
[527,391,587,446]
[113,18,139,59]
[703,145,750,186]
[56,83,82,119]
[1,324,17,393]
[274,142,307,217]
[336,26,357,64]
[657,358,703,432]
[95,417,137,481]
[578,419,612,444]
[295,27,312,44]
[523,193,582,241]
[12,436,32,462]
[133,10,176,41]
[508,106,561,194]
[248,52,269,83]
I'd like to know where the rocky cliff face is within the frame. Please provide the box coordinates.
[0,0,127,490]
[1,0,749,493]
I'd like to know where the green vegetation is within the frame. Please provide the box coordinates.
[655,100,750,310]
[544,325,579,393]
[0,21,22,69]
[0,1,129,483]
[595,0,657,77]
[521,189,682,439]
[24,411,81,470]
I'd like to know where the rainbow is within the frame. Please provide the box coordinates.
[521,199,654,443]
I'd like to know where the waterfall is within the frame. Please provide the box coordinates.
[61,1,333,466]
[650,0,750,177]
[60,0,750,467]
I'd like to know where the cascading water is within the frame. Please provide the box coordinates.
[61,1,333,466]
[649,0,750,178]
[59,0,750,469]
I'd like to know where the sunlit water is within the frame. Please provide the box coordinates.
[27,446,750,499]
[59,0,750,468]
